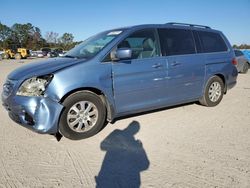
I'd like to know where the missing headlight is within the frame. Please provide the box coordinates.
[16,75,53,97]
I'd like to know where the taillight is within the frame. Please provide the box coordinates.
[232,58,237,65]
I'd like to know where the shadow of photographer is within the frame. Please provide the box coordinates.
[95,121,150,188]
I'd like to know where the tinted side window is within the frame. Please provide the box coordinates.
[117,29,160,59]
[198,31,228,53]
[158,28,196,56]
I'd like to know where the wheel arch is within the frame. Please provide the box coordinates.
[59,87,115,122]
[200,74,225,106]
[214,73,227,94]
[247,61,250,67]
[203,73,226,96]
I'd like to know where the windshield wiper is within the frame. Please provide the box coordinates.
[63,55,78,59]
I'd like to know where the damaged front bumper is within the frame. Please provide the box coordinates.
[2,91,63,134]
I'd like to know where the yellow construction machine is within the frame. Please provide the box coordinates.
[2,48,30,59]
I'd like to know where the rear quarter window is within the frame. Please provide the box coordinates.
[198,31,228,53]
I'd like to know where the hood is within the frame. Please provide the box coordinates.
[8,57,85,80]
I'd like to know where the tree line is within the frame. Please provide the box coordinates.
[1,21,249,51]
[232,44,250,49]
[0,22,81,51]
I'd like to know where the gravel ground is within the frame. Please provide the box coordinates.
[0,59,250,188]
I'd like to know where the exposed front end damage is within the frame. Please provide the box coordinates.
[2,93,63,134]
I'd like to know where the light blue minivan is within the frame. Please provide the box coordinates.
[2,23,238,140]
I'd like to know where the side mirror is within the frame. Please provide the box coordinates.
[111,48,132,61]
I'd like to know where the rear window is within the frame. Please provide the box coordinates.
[198,31,228,53]
[158,28,196,56]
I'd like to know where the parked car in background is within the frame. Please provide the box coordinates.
[242,50,250,62]
[29,50,38,58]
[1,23,238,140]
[36,51,44,58]
[234,49,249,73]
[47,48,63,58]
[59,51,67,57]
[41,47,51,57]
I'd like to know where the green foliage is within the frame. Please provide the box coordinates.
[58,33,75,50]
[0,22,12,41]
[0,22,14,49]
[233,44,250,49]
[60,33,74,44]
[0,21,77,51]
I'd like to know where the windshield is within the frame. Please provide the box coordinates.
[64,30,123,59]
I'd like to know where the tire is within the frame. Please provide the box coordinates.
[241,63,249,74]
[199,76,224,107]
[59,91,106,140]
[3,53,9,59]
[15,53,22,60]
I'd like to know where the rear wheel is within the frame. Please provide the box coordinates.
[15,53,22,60]
[59,91,106,140]
[199,76,224,107]
[241,63,249,74]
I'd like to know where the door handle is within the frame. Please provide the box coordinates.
[152,63,163,68]
[171,61,181,66]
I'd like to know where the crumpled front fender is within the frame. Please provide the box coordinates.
[3,95,64,134]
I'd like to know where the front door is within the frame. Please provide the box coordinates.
[111,29,167,114]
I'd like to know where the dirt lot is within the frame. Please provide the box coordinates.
[0,59,250,188]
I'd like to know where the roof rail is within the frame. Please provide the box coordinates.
[167,22,211,29]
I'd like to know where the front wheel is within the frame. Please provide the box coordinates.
[2,53,9,59]
[199,76,224,107]
[59,91,107,140]
[241,63,249,74]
